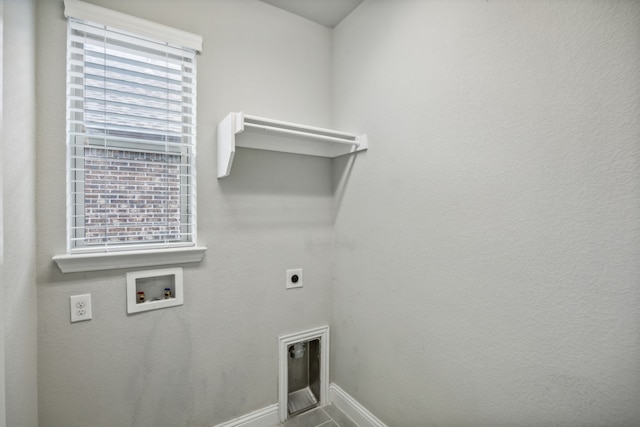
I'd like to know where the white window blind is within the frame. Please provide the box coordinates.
[66,14,198,253]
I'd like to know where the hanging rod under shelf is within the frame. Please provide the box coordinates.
[242,123,361,146]
[217,112,368,178]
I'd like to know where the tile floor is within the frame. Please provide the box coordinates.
[273,404,359,427]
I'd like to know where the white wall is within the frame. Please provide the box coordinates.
[36,1,640,426]
[36,1,333,426]
[0,0,5,424]
[3,0,38,426]
[331,1,640,425]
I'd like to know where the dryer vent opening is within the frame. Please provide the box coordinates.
[287,338,320,416]
[278,326,329,423]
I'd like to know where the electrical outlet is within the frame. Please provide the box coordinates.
[286,268,303,289]
[70,294,92,322]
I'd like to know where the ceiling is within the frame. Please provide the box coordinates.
[258,0,364,28]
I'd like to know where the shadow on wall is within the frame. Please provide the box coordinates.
[216,148,361,227]
[332,153,360,223]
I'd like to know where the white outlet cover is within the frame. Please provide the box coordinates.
[70,294,92,322]
[286,268,303,289]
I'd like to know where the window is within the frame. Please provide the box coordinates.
[65,2,200,254]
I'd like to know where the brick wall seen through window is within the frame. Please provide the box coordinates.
[83,147,181,245]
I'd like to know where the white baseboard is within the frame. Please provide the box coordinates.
[212,384,386,427]
[330,384,388,427]
[212,404,279,427]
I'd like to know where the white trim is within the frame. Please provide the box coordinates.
[63,0,203,52]
[330,384,388,427]
[278,326,330,423]
[211,404,279,427]
[52,246,206,273]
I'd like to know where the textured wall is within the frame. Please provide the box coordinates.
[3,0,38,426]
[331,1,640,425]
[0,1,5,424]
[36,1,333,426]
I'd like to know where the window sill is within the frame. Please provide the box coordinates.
[52,246,207,273]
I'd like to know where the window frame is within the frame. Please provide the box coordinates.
[54,0,205,273]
